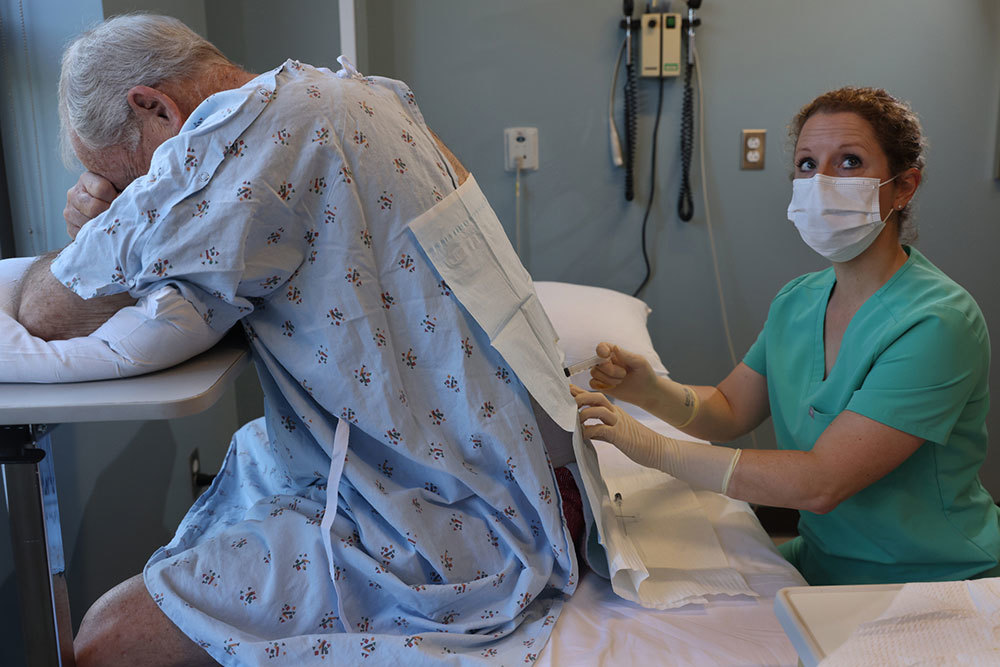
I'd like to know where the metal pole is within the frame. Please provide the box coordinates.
[2,425,75,666]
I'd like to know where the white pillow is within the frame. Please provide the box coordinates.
[0,256,225,383]
[0,256,33,317]
[534,281,669,385]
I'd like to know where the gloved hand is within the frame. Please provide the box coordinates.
[64,171,118,240]
[589,342,699,428]
[572,385,741,495]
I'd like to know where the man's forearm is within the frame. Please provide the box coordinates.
[14,251,136,341]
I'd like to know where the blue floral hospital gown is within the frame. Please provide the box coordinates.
[52,59,577,665]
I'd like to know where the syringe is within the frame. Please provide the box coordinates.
[563,355,608,378]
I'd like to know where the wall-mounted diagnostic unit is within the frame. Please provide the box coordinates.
[640,12,682,77]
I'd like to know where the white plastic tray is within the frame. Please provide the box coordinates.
[774,583,902,666]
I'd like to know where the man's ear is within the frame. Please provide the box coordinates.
[126,85,184,135]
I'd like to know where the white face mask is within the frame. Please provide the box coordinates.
[787,173,897,262]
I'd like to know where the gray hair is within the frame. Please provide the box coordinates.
[59,13,232,166]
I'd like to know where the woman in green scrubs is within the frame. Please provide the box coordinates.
[573,87,998,586]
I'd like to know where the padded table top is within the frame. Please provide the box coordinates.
[0,334,249,425]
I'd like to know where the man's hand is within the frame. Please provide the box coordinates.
[64,171,118,239]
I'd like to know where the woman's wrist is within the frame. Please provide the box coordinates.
[648,376,699,427]
[620,373,663,414]
[617,409,741,494]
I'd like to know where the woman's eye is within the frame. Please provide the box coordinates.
[796,157,816,171]
[840,154,862,169]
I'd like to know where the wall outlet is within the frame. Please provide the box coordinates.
[741,129,766,170]
[189,448,201,499]
[189,448,215,499]
[504,127,539,171]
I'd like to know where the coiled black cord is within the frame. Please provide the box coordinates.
[677,55,695,221]
[623,40,638,202]
[632,73,667,297]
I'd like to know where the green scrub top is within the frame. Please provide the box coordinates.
[744,247,997,585]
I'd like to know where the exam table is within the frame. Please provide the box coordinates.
[0,345,804,666]
[0,334,248,666]
[1,273,809,666]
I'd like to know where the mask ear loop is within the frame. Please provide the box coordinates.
[880,173,904,223]
[879,173,900,187]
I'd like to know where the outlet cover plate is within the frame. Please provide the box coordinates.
[741,129,766,170]
[505,127,538,171]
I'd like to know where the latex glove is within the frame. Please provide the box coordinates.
[572,385,741,495]
[64,171,118,240]
[589,342,699,427]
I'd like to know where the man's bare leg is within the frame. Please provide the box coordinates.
[14,252,136,340]
[75,574,217,667]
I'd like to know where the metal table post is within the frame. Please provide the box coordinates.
[0,334,248,666]
[2,425,74,666]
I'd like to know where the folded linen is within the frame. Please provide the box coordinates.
[592,409,757,609]
[821,578,1000,666]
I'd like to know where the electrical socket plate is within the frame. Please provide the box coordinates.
[741,129,766,170]
[189,447,201,499]
[504,127,538,171]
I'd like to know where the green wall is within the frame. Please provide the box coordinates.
[364,0,1000,471]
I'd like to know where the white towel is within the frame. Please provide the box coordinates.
[821,578,1000,666]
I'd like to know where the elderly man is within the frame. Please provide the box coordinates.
[26,14,583,666]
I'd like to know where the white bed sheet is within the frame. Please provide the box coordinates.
[540,410,806,666]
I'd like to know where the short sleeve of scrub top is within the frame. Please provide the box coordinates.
[742,274,809,377]
[846,309,989,446]
[742,328,766,376]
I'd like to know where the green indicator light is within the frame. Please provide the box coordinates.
[666,16,676,28]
